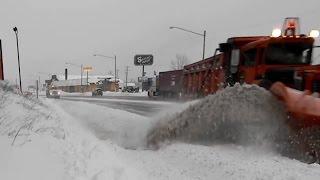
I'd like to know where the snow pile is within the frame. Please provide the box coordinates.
[0,82,66,179]
[57,100,152,149]
[61,91,148,97]
[0,82,65,145]
[147,84,288,148]
[2,81,320,180]
[0,82,146,180]
[102,91,148,97]
[125,143,320,180]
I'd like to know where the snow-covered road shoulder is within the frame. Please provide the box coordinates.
[1,82,320,180]
[0,82,146,180]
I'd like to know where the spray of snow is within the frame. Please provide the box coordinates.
[56,100,153,149]
[147,84,289,149]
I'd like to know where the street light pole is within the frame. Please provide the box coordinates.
[13,27,22,93]
[170,26,206,60]
[0,40,4,80]
[203,30,206,60]
[93,54,117,92]
[114,55,117,84]
[65,62,83,92]
[80,64,83,92]
[125,66,129,88]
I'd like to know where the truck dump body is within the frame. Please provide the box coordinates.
[183,55,224,97]
[158,70,183,98]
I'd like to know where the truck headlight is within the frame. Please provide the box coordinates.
[309,30,320,38]
[271,28,282,37]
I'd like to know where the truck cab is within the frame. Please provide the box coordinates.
[220,17,319,91]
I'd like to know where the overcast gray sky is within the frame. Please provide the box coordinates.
[1,0,320,87]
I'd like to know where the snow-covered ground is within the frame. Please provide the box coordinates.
[61,91,148,97]
[1,82,320,180]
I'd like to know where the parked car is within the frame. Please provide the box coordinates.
[46,89,61,99]
[92,88,103,96]
[122,86,139,93]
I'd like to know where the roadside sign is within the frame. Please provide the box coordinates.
[83,66,93,72]
[134,54,153,66]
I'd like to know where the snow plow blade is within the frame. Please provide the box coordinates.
[270,82,320,129]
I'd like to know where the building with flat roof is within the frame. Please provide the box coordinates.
[47,75,122,92]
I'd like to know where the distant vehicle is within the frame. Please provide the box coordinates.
[46,89,61,99]
[158,70,183,98]
[147,76,159,97]
[122,83,139,93]
[92,88,103,96]
[148,70,183,98]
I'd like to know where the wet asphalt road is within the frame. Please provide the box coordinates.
[59,95,175,117]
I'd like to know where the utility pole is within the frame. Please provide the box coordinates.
[142,65,145,77]
[13,27,22,94]
[36,80,39,99]
[80,64,83,93]
[0,39,4,80]
[116,69,119,80]
[114,55,117,85]
[203,30,206,60]
[38,76,40,92]
[86,70,89,87]
[125,66,129,88]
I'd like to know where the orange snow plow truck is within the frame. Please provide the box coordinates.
[182,17,320,161]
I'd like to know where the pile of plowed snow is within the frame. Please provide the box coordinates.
[0,82,146,180]
[147,84,289,148]
[0,82,65,145]
[2,82,320,180]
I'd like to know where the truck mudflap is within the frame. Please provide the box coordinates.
[270,82,320,128]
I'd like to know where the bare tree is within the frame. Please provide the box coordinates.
[107,70,114,76]
[171,54,189,70]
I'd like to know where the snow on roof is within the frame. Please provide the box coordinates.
[52,75,123,87]
[125,82,136,87]
[52,79,91,87]
[57,74,114,81]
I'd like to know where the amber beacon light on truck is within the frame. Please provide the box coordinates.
[271,17,319,38]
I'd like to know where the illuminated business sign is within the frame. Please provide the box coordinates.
[83,66,93,72]
[134,54,153,66]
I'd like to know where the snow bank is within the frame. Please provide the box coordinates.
[1,81,320,180]
[124,143,320,180]
[61,91,148,97]
[147,84,288,148]
[102,91,148,97]
[60,91,91,96]
[56,100,152,148]
[0,82,65,145]
[0,82,146,180]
